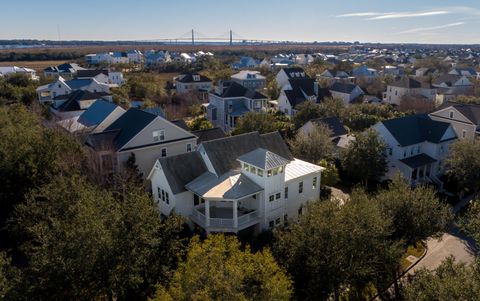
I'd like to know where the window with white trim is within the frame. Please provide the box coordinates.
[299,181,303,193]
[161,147,167,157]
[186,143,192,152]
[284,187,289,199]
[313,177,317,189]
[269,195,275,202]
[153,130,165,142]
[276,192,281,199]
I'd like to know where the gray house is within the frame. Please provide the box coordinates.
[205,81,268,133]
[429,102,480,140]
[86,108,197,179]
[231,70,266,91]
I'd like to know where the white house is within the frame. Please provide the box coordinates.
[277,78,318,117]
[76,69,125,86]
[36,76,110,103]
[383,77,436,106]
[329,82,364,105]
[432,74,473,103]
[0,66,38,80]
[373,114,457,188]
[276,67,309,89]
[148,131,323,234]
[50,90,112,120]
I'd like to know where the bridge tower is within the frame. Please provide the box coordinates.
[230,30,233,46]
[191,29,194,45]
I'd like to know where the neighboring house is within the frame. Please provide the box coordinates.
[429,102,480,139]
[373,114,457,187]
[415,67,438,78]
[175,73,212,97]
[329,82,364,105]
[383,77,436,105]
[448,67,478,78]
[205,81,268,133]
[382,65,403,76]
[85,50,143,65]
[58,99,125,134]
[147,131,323,234]
[76,69,125,86]
[0,66,38,80]
[432,74,473,103]
[44,63,85,79]
[85,108,198,178]
[232,56,260,69]
[230,70,266,90]
[275,67,309,89]
[50,90,112,120]
[277,78,318,116]
[299,116,354,150]
[144,50,171,66]
[36,76,110,103]
[352,65,378,83]
[192,127,226,144]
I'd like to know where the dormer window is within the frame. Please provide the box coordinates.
[193,74,200,81]
[153,130,165,142]
[449,111,454,119]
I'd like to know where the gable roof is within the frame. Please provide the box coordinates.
[103,108,157,150]
[381,114,454,147]
[434,102,480,125]
[281,67,309,79]
[200,131,293,176]
[157,151,208,194]
[237,148,291,170]
[170,119,189,131]
[330,82,360,94]
[283,78,316,108]
[44,63,85,74]
[310,116,348,137]
[64,78,98,90]
[214,81,267,99]
[78,99,121,127]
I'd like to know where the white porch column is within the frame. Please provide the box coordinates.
[233,200,238,229]
[205,200,210,227]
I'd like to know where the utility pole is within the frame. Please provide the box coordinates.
[191,29,195,45]
[230,30,233,46]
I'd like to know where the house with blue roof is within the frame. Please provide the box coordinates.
[373,114,457,188]
[86,108,198,179]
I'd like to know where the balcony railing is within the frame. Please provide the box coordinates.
[191,206,260,232]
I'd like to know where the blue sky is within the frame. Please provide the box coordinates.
[2,0,480,44]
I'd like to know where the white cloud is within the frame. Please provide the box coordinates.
[368,11,449,20]
[398,22,465,34]
[337,9,450,20]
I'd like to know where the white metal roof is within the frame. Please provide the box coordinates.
[285,159,323,182]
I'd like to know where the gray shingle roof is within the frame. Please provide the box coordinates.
[400,153,437,169]
[158,152,208,194]
[192,127,226,144]
[435,102,480,125]
[215,81,266,99]
[381,114,454,147]
[310,116,348,137]
[237,148,290,170]
[78,99,120,127]
[200,131,293,176]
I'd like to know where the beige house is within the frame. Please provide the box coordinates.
[429,102,480,140]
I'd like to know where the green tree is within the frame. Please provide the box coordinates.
[292,101,322,129]
[402,257,480,301]
[273,192,400,300]
[376,175,453,244]
[13,175,185,300]
[0,252,19,300]
[461,200,480,245]
[289,123,333,163]
[341,129,387,187]
[188,116,213,131]
[318,159,339,187]
[232,112,290,136]
[152,235,293,301]
[445,139,480,196]
[318,97,346,120]
[266,78,281,100]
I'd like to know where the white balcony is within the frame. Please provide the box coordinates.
[190,202,261,233]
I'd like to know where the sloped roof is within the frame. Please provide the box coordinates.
[282,67,309,79]
[390,77,431,89]
[170,119,189,130]
[53,90,110,112]
[192,127,226,144]
[310,116,348,137]
[44,63,85,73]
[186,171,262,200]
[237,148,291,170]
[381,114,453,147]
[158,152,208,194]
[176,73,212,83]
[330,82,360,94]
[432,74,465,87]
[85,129,120,151]
[76,69,109,78]
[435,102,480,125]
[103,108,157,150]
[215,81,266,99]
[65,78,96,90]
[78,99,121,127]
[283,78,316,108]
[400,153,437,169]
[200,131,293,176]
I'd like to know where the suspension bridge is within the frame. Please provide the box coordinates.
[139,30,305,45]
